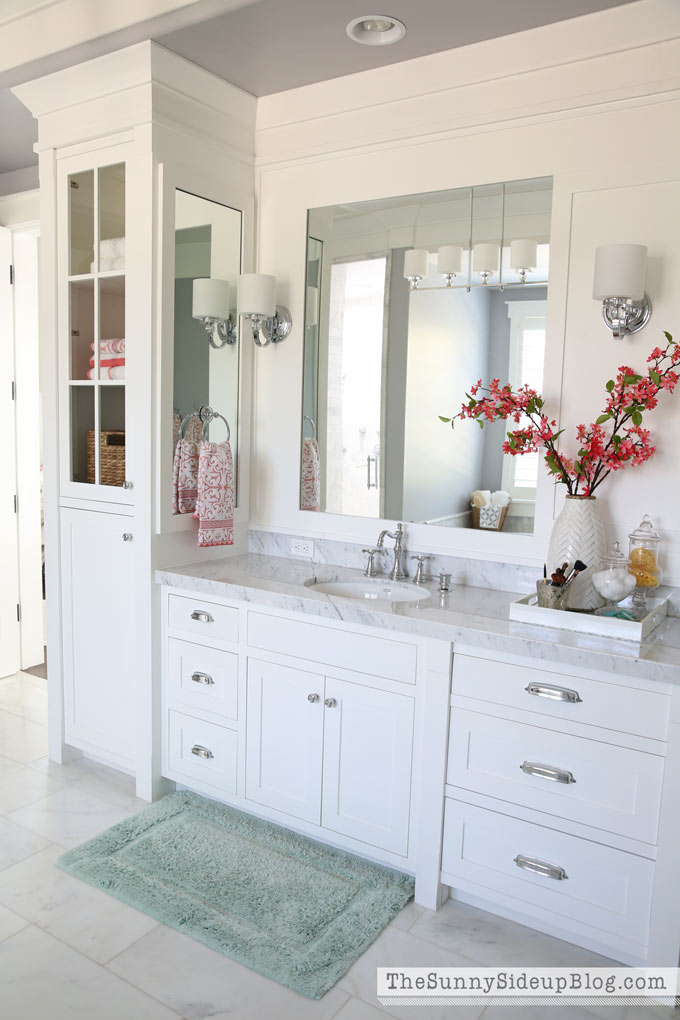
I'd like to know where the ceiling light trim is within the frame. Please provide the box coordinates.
[346,14,407,47]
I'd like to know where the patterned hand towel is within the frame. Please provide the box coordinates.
[195,441,234,547]
[172,439,199,514]
[301,438,320,511]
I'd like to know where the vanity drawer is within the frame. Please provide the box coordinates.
[447,709,664,843]
[167,638,238,720]
[247,611,417,685]
[168,594,239,644]
[166,709,237,794]
[452,653,669,742]
[441,799,654,947]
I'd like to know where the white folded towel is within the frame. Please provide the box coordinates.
[100,237,125,258]
[491,490,511,507]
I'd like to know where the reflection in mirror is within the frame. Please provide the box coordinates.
[301,177,552,533]
[173,190,241,512]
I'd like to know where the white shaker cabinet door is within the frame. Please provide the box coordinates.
[321,676,415,856]
[61,507,136,765]
[245,658,324,823]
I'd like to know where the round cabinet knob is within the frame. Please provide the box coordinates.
[122,533,133,542]
[307,693,320,703]
[324,698,337,708]
[122,480,133,490]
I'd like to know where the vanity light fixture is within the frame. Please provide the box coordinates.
[403,248,429,289]
[593,243,652,339]
[345,14,406,45]
[510,239,538,284]
[473,243,500,286]
[437,245,463,286]
[192,278,237,348]
[238,272,292,348]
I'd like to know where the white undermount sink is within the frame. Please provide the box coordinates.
[306,578,430,603]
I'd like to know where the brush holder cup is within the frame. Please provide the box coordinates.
[536,580,569,611]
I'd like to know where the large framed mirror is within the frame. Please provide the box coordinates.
[300,176,552,534]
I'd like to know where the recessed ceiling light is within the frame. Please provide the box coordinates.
[346,14,407,46]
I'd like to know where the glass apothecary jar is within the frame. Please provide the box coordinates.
[592,541,637,614]
[628,515,663,614]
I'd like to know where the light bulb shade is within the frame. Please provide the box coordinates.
[473,243,500,275]
[238,273,276,316]
[192,278,231,320]
[510,239,537,271]
[593,244,647,300]
[403,248,429,280]
[437,245,463,275]
[306,286,319,327]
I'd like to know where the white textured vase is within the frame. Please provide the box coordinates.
[547,496,607,610]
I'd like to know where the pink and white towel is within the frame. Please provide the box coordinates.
[301,438,320,511]
[86,338,126,380]
[172,438,199,515]
[194,441,234,547]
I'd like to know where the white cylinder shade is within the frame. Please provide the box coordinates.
[437,245,463,275]
[306,286,319,327]
[403,248,429,280]
[593,244,647,300]
[473,243,500,274]
[238,273,276,316]
[192,278,231,320]
[510,239,537,271]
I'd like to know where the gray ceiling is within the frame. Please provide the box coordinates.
[1,0,638,179]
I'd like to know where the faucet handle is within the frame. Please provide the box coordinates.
[411,554,431,584]
[362,548,382,577]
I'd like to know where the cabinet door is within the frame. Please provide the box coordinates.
[322,677,414,856]
[246,658,323,823]
[61,507,136,765]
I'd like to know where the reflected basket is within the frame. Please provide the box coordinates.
[87,430,126,486]
[471,502,510,531]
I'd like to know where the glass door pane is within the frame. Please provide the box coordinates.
[99,387,126,487]
[99,164,125,271]
[98,276,125,380]
[69,279,94,380]
[69,170,94,275]
[70,386,95,484]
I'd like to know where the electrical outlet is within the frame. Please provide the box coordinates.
[290,539,314,558]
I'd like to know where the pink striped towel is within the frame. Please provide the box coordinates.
[194,441,234,547]
[172,438,199,514]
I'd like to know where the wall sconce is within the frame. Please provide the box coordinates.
[238,273,292,347]
[192,278,237,348]
[473,243,500,285]
[593,243,652,338]
[510,239,537,284]
[403,248,428,289]
[437,245,463,286]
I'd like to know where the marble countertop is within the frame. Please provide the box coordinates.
[156,553,680,685]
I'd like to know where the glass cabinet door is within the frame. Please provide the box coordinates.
[67,162,127,491]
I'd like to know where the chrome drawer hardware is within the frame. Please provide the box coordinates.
[191,672,215,686]
[514,854,568,881]
[122,480,133,489]
[525,682,582,704]
[325,698,337,708]
[190,610,213,623]
[122,533,133,542]
[307,693,320,703]
[520,760,576,785]
[190,745,214,759]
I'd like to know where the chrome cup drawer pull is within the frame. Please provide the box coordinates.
[190,744,214,759]
[520,760,576,785]
[191,672,215,686]
[190,610,214,623]
[525,682,582,704]
[514,853,568,881]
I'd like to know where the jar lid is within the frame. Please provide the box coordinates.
[602,540,629,567]
[629,514,661,543]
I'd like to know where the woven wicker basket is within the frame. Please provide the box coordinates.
[87,430,125,486]
[471,503,510,532]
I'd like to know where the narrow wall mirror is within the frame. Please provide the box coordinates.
[173,189,242,510]
[300,176,552,534]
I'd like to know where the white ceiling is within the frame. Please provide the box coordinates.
[0,0,639,178]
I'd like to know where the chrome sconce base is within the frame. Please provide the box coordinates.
[248,305,293,347]
[199,315,238,349]
[601,293,652,338]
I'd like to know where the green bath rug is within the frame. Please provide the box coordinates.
[56,790,414,999]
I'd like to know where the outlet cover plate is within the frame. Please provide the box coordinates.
[291,539,314,558]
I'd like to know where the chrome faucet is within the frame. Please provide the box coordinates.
[377,522,407,580]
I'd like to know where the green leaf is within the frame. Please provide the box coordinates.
[595,413,611,424]
[650,370,661,385]
[606,379,615,392]
[664,331,673,343]
[632,410,643,426]
[623,374,642,385]
[438,416,451,423]
[476,419,484,429]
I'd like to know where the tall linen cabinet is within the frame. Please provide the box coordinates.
[14,43,255,799]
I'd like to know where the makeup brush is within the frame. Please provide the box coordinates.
[563,560,587,588]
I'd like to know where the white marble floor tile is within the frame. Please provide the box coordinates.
[7,786,131,848]
[337,926,485,1020]
[0,673,48,723]
[1,926,182,1020]
[0,902,29,940]
[107,922,350,1020]
[0,844,159,964]
[622,1006,680,1020]
[481,1007,612,1020]
[0,763,64,814]
[409,898,617,968]
[0,815,50,870]
[0,708,48,763]
[388,900,427,932]
[334,999,389,1020]
[28,754,146,812]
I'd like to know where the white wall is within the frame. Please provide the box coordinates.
[252,0,680,581]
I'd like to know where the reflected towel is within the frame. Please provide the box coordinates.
[91,338,125,356]
[301,438,320,512]
[86,364,125,380]
[194,441,234,547]
[172,438,199,514]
